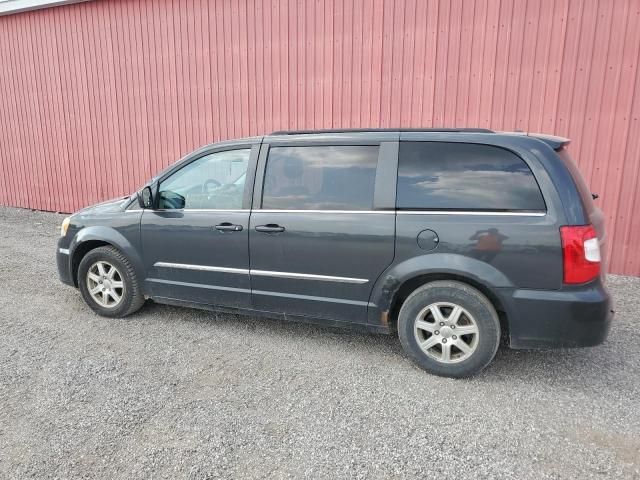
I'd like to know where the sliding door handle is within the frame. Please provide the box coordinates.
[215,223,243,232]
[255,224,285,233]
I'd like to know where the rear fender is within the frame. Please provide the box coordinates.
[367,253,514,329]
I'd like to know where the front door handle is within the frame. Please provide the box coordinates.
[215,222,243,232]
[255,224,285,233]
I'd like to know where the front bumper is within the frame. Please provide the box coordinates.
[56,241,74,286]
[499,281,613,349]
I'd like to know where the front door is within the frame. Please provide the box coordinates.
[141,145,257,308]
[249,143,396,325]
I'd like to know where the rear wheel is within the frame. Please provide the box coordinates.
[77,246,145,318]
[398,281,500,378]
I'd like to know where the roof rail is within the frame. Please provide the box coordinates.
[270,128,494,135]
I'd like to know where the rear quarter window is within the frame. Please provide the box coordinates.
[557,148,595,215]
[396,142,546,211]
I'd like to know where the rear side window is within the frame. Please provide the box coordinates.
[262,145,379,210]
[397,142,546,211]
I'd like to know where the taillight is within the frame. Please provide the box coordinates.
[560,225,601,284]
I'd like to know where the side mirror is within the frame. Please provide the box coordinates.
[157,191,185,210]
[138,186,153,209]
[172,193,186,209]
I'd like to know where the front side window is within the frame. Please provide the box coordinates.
[397,142,546,211]
[262,145,379,210]
[158,149,250,209]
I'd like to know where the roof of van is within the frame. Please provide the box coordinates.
[270,128,493,135]
[268,128,570,150]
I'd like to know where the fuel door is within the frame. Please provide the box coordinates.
[417,229,439,251]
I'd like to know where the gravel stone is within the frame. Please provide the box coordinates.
[0,206,639,479]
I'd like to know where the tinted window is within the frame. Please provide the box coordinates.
[262,146,379,210]
[397,142,546,211]
[158,149,250,209]
[557,148,595,215]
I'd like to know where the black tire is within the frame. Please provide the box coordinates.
[398,280,500,378]
[77,246,145,318]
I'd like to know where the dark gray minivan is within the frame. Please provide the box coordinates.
[57,129,613,377]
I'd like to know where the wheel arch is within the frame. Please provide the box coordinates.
[71,239,111,286]
[368,253,512,337]
[70,226,145,289]
[387,273,508,339]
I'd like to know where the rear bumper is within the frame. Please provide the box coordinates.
[499,281,613,349]
[56,243,75,287]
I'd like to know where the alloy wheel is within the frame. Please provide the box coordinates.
[413,302,480,363]
[86,260,125,309]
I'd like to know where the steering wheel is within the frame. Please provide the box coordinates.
[202,179,222,194]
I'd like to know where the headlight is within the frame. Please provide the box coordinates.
[60,217,71,237]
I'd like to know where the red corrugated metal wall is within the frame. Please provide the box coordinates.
[0,0,639,275]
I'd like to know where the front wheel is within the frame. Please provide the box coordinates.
[398,281,501,378]
[77,246,145,318]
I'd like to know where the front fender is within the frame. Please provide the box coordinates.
[69,226,145,288]
[367,253,515,328]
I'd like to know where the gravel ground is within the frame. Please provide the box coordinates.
[0,206,639,480]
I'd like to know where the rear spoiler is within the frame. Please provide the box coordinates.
[528,133,570,151]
